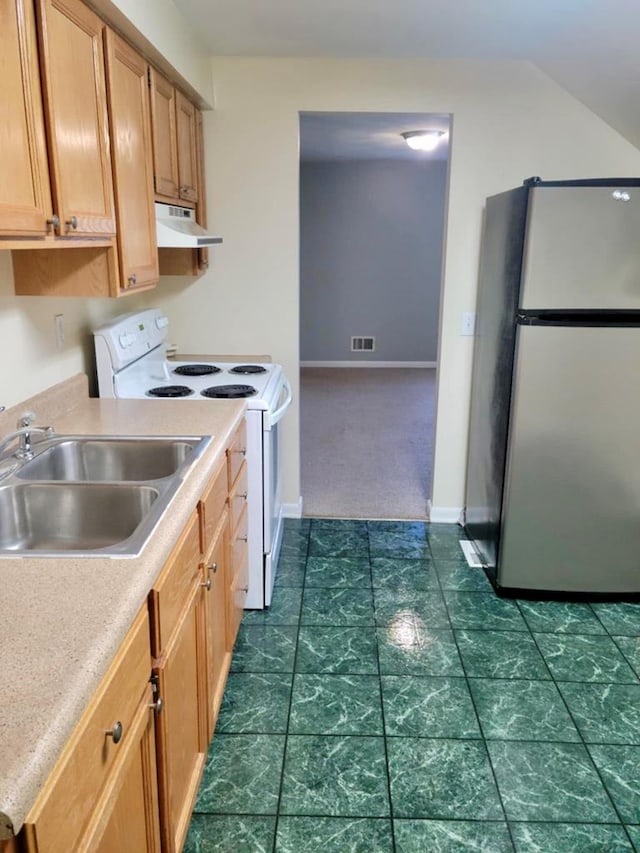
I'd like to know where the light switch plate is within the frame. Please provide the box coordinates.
[461,311,476,336]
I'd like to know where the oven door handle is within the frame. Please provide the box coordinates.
[267,378,292,428]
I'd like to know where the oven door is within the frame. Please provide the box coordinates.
[262,378,292,605]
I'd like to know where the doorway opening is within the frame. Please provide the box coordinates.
[299,111,451,520]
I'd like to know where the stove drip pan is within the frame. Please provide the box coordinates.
[229,364,268,375]
[174,364,222,377]
[201,384,258,399]
[147,385,194,398]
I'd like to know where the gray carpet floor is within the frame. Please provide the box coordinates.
[300,367,436,520]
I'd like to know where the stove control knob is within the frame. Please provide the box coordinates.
[118,332,136,348]
[155,315,169,329]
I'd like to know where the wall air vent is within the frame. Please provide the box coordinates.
[350,336,375,352]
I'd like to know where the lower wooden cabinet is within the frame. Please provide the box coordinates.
[152,580,207,853]
[83,689,161,853]
[201,509,231,741]
[149,512,207,853]
[10,421,248,852]
[20,607,158,853]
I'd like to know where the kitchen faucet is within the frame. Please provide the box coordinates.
[0,412,55,460]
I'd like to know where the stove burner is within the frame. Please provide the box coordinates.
[173,364,222,377]
[148,385,194,398]
[229,364,268,375]
[201,384,258,399]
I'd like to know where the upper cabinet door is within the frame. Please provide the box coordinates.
[37,0,116,236]
[175,91,198,203]
[149,68,179,200]
[0,0,52,235]
[104,29,158,292]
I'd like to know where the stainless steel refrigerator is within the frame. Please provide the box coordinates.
[464,177,640,595]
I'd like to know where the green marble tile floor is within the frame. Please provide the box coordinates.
[185,518,640,852]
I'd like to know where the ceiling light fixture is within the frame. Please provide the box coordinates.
[401,130,445,152]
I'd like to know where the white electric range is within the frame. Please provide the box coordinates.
[93,308,292,609]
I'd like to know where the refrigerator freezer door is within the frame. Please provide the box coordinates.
[499,324,640,593]
[520,186,640,310]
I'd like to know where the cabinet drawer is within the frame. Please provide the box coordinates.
[199,456,227,556]
[149,511,200,658]
[228,461,248,536]
[24,607,151,853]
[226,419,247,489]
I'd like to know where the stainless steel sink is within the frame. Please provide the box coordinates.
[0,434,212,557]
[0,483,159,553]
[17,437,197,482]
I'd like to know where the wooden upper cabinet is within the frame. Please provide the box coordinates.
[175,91,198,203]
[0,0,52,236]
[149,69,199,206]
[149,68,179,200]
[104,29,158,292]
[36,0,115,237]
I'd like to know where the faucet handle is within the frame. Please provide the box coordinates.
[17,411,36,428]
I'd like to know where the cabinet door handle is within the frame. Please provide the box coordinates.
[46,214,60,232]
[65,215,78,231]
[201,578,212,591]
[149,696,163,714]
[105,721,123,744]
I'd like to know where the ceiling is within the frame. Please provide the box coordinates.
[299,113,451,162]
[173,0,640,152]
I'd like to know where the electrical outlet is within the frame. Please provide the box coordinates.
[461,311,476,336]
[54,314,65,349]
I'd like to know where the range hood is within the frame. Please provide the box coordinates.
[155,203,223,248]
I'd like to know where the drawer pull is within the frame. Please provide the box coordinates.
[207,562,218,575]
[106,721,123,744]
[202,578,212,591]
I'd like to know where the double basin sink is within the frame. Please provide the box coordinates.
[0,435,211,557]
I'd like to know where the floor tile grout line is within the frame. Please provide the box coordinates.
[367,520,398,853]
[271,523,313,851]
[433,545,517,851]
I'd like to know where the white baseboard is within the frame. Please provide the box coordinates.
[300,361,437,368]
[282,497,303,518]
[428,502,464,524]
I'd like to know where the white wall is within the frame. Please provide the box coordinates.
[300,159,447,363]
[159,58,640,514]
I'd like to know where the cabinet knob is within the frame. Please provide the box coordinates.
[239,492,248,500]
[65,215,78,231]
[105,721,123,744]
[238,535,248,543]
[207,562,218,575]
[241,585,249,593]
[127,273,137,287]
[231,448,246,457]
[46,214,60,232]
[149,696,163,714]
[201,578,212,591]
